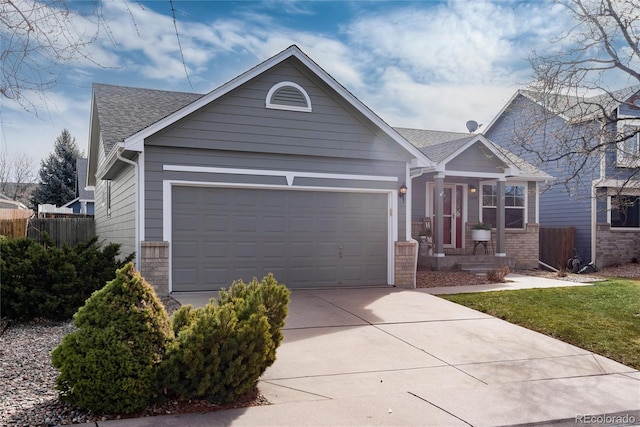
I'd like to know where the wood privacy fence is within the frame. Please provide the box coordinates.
[539,226,575,270]
[0,218,29,238]
[27,218,96,247]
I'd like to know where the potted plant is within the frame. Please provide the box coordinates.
[418,225,433,255]
[471,222,492,241]
[419,225,432,239]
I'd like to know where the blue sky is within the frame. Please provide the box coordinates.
[0,0,572,167]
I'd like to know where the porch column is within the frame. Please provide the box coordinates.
[434,174,445,257]
[496,179,506,256]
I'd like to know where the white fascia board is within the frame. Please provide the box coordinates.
[438,134,525,177]
[162,164,398,183]
[290,51,434,167]
[483,90,570,136]
[62,197,80,207]
[595,178,640,189]
[122,45,433,168]
[95,143,123,180]
[508,174,554,182]
[483,90,520,135]
[122,48,298,149]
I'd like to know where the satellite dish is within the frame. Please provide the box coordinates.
[466,120,479,133]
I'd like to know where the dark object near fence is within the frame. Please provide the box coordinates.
[578,263,598,274]
[27,217,95,247]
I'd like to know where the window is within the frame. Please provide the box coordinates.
[106,180,112,218]
[611,195,640,228]
[617,125,640,167]
[481,183,526,229]
[265,81,312,112]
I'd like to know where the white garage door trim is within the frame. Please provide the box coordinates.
[163,179,399,293]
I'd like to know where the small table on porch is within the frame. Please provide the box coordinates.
[473,240,489,255]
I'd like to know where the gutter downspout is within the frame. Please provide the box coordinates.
[591,179,603,267]
[116,148,140,269]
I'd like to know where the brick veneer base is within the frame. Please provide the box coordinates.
[395,241,418,288]
[462,223,539,269]
[140,241,169,296]
[596,223,640,268]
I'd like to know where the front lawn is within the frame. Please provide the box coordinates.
[441,279,640,370]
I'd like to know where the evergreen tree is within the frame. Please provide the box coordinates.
[31,129,81,207]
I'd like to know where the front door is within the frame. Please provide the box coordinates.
[430,184,464,248]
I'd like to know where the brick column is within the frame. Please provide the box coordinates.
[140,241,169,296]
[394,240,418,288]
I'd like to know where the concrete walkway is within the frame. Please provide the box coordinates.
[94,275,639,426]
[424,272,599,294]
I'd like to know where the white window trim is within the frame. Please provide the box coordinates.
[265,81,312,112]
[608,193,640,229]
[162,169,399,292]
[617,121,640,168]
[479,180,528,229]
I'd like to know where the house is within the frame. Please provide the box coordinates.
[87,45,549,295]
[63,158,95,215]
[0,193,29,210]
[484,88,640,268]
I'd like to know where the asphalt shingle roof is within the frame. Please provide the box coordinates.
[520,86,640,122]
[93,83,203,155]
[394,127,550,179]
[91,85,550,180]
[394,127,474,163]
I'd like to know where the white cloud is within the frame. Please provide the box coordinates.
[0,0,581,165]
[0,89,89,165]
[359,66,516,133]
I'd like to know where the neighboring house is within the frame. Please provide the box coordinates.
[485,88,640,268]
[87,45,549,294]
[63,158,95,215]
[0,193,29,210]
[0,183,36,208]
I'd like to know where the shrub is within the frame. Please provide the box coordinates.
[51,263,172,414]
[0,236,133,320]
[218,274,290,368]
[160,274,290,404]
[487,266,510,283]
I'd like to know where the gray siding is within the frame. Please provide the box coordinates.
[146,59,411,162]
[143,58,409,242]
[445,142,505,173]
[486,94,599,261]
[94,144,136,259]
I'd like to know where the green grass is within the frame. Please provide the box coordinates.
[441,279,640,370]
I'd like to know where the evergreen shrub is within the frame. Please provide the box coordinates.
[51,263,172,414]
[161,274,290,403]
[0,236,133,320]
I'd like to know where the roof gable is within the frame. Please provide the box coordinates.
[88,45,434,182]
[124,45,431,165]
[401,128,551,180]
[485,86,640,134]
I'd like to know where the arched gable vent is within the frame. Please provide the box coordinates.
[266,81,312,112]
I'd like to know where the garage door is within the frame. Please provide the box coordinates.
[172,186,389,291]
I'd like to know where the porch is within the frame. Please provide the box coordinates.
[412,221,532,272]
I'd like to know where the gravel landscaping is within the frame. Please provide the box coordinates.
[2,265,639,425]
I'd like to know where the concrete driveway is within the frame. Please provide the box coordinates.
[104,285,640,426]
